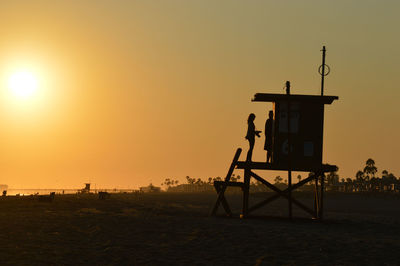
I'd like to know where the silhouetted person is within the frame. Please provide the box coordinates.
[264,110,274,163]
[245,113,261,162]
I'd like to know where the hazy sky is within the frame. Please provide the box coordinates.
[0,0,399,188]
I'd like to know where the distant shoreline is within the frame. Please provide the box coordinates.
[5,188,138,195]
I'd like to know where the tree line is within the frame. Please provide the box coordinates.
[161,158,399,193]
[328,158,399,192]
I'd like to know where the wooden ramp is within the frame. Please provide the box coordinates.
[211,148,337,220]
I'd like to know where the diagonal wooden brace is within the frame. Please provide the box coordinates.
[249,172,319,213]
[214,183,232,216]
[250,171,315,217]
[210,148,242,216]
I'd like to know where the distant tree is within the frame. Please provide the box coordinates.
[297,175,302,183]
[363,158,377,181]
[229,174,241,182]
[369,176,380,191]
[195,178,203,185]
[162,178,172,187]
[355,171,364,182]
[213,177,222,182]
[387,173,397,191]
[207,177,213,185]
[327,171,339,185]
[186,176,195,184]
[274,176,283,184]
[381,170,397,191]
[362,159,377,191]
[355,171,365,191]
[345,178,354,192]
[382,170,389,177]
[162,178,179,190]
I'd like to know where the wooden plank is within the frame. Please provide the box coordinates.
[224,148,242,182]
[250,171,315,217]
[252,93,338,104]
[287,87,292,220]
[214,184,232,216]
[248,194,280,213]
[210,148,242,216]
[288,170,292,219]
[291,172,318,190]
[236,161,337,173]
[241,168,250,218]
[288,170,293,219]
[314,176,320,218]
[319,174,325,219]
[248,172,319,213]
[250,171,286,196]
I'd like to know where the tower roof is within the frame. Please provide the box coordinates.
[252,93,338,104]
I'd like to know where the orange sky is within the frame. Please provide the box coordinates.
[0,1,399,188]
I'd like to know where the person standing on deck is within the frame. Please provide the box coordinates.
[245,113,261,162]
[264,110,274,163]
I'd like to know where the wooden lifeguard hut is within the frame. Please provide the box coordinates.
[211,47,338,220]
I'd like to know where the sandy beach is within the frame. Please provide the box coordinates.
[0,192,399,265]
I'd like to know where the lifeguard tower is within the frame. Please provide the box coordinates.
[211,47,338,220]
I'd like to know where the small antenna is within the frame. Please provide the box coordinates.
[285,81,290,95]
[319,46,330,96]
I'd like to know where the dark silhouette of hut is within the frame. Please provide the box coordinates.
[211,47,338,220]
[211,90,338,220]
[251,93,338,170]
[139,183,161,193]
[80,183,91,193]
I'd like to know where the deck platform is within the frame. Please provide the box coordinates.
[211,148,337,220]
[236,161,337,172]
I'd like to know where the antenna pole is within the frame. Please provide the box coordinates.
[320,46,326,96]
[319,46,326,218]
[286,81,292,219]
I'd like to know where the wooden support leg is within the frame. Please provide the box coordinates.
[210,148,242,216]
[288,170,292,219]
[241,167,250,218]
[319,174,325,220]
[249,171,319,214]
[215,184,232,216]
[249,171,315,217]
[248,194,280,213]
[314,175,320,219]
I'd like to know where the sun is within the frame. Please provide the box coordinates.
[8,71,38,99]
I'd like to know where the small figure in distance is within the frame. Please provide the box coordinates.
[264,110,274,163]
[245,113,261,162]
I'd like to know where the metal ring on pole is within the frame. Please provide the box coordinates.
[318,64,330,76]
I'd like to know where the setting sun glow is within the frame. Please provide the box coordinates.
[8,71,38,98]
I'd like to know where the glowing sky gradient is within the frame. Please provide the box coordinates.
[0,0,399,188]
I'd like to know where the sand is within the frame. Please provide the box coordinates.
[0,192,399,265]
